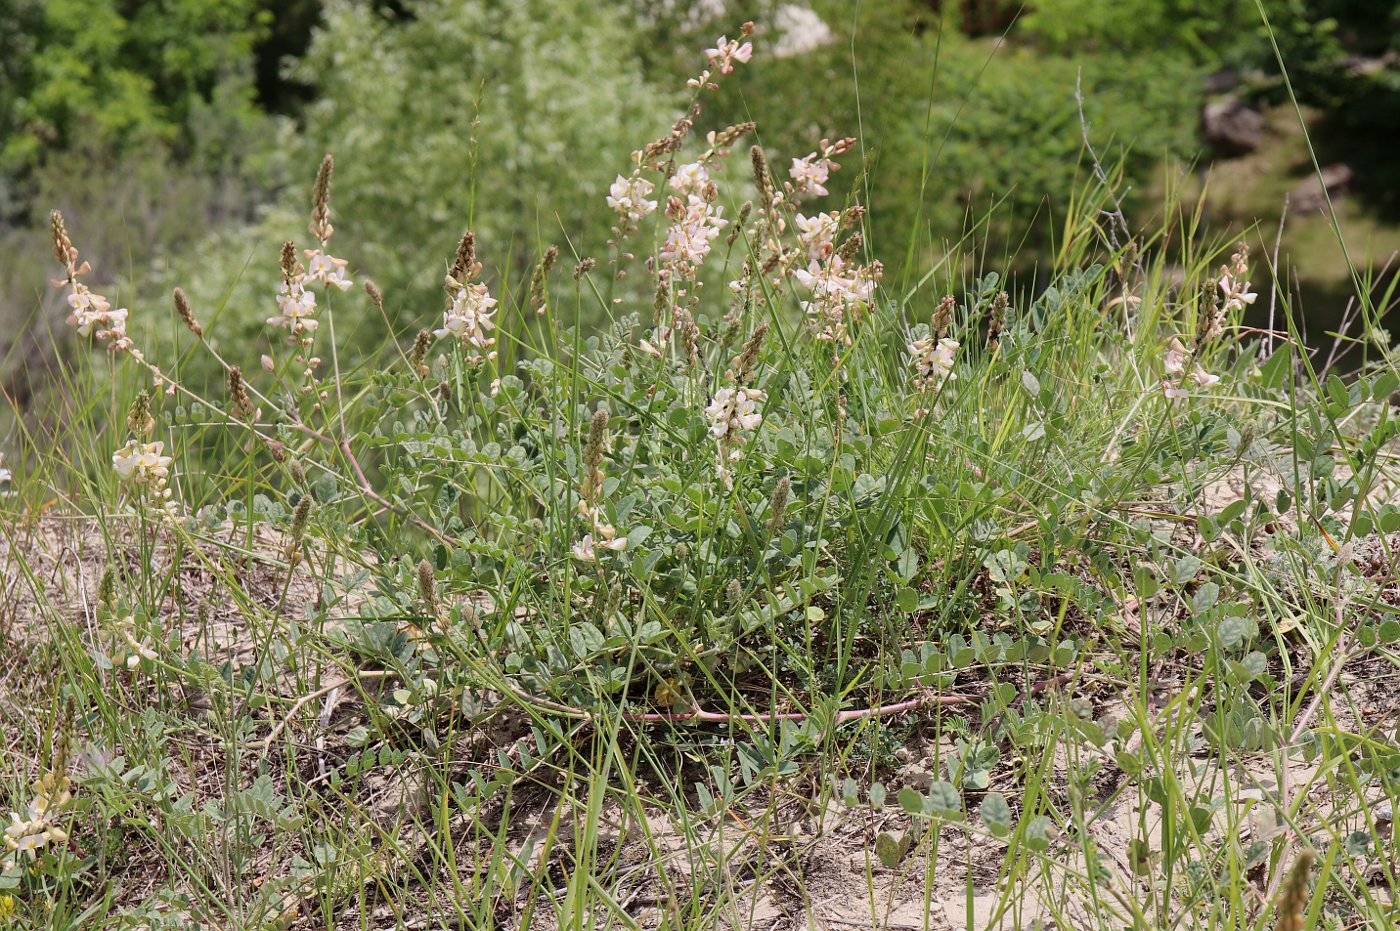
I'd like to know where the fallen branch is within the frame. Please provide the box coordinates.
[506,671,1076,729]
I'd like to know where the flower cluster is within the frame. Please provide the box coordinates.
[788,137,855,199]
[792,253,882,343]
[4,778,71,867]
[669,161,710,197]
[573,410,628,562]
[435,233,498,364]
[304,154,354,293]
[1161,338,1220,400]
[659,192,728,273]
[268,249,320,338]
[51,212,132,353]
[704,32,754,75]
[107,614,158,669]
[909,335,959,394]
[705,387,765,452]
[304,249,353,291]
[1218,244,1258,314]
[112,440,175,508]
[607,173,658,224]
[436,281,499,356]
[4,715,74,872]
[1201,243,1257,342]
[794,211,840,262]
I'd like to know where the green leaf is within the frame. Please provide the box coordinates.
[868,782,887,809]
[1025,815,1054,851]
[568,622,605,658]
[875,832,903,868]
[927,780,961,816]
[894,587,920,612]
[313,472,338,503]
[980,792,1012,837]
[1170,555,1201,584]
[1217,615,1257,651]
[898,786,926,815]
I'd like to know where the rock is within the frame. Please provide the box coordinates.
[1204,69,1242,95]
[1202,98,1266,155]
[1290,163,1354,213]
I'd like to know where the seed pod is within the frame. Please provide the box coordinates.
[127,391,155,439]
[933,295,955,339]
[449,232,476,284]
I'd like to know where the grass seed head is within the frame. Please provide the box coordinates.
[1275,849,1314,931]
[410,329,432,376]
[172,287,202,338]
[228,366,254,420]
[768,474,791,535]
[310,153,335,244]
[364,279,384,311]
[417,558,440,620]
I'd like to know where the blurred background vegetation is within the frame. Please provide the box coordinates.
[2,0,1397,413]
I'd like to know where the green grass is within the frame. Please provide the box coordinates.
[3,22,1400,931]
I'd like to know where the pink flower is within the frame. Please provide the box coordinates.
[1164,338,1188,375]
[304,250,353,291]
[1190,366,1221,388]
[705,35,754,74]
[793,211,840,261]
[669,162,710,197]
[789,154,833,197]
[659,197,727,270]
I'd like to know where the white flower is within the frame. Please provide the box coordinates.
[705,35,753,74]
[793,211,840,261]
[792,255,882,342]
[640,325,673,358]
[909,336,959,391]
[669,162,710,196]
[435,282,499,355]
[65,284,131,349]
[109,614,157,668]
[1164,338,1188,375]
[571,529,627,562]
[1218,272,1258,313]
[773,5,834,58]
[607,175,658,223]
[1190,366,1221,388]
[113,441,172,487]
[268,280,319,335]
[4,807,66,857]
[304,250,353,291]
[1163,382,1188,400]
[0,453,11,486]
[704,386,765,442]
